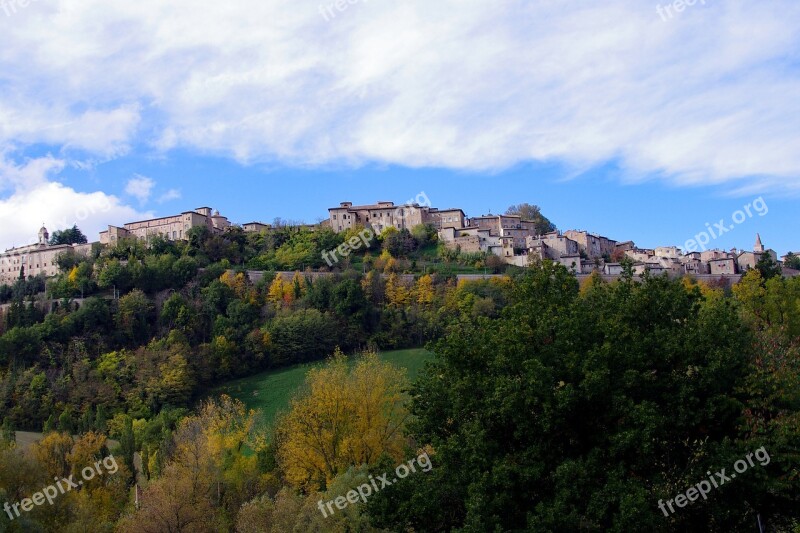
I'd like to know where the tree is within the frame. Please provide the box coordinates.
[369,264,797,531]
[415,274,435,307]
[116,289,154,345]
[49,225,88,246]
[0,418,14,444]
[505,203,556,234]
[276,349,410,490]
[783,251,800,270]
[382,228,417,257]
[117,396,264,533]
[756,251,782,280]
[32,432,73,479]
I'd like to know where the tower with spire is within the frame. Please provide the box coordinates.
[754,233,764,253]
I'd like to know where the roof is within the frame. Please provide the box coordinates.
[329,202,426,212]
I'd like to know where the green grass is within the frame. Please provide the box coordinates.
[211,348,434,427]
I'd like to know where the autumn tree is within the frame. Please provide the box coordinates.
[118,396,266,533]
[276,349,410,490]
[415,274,435,307]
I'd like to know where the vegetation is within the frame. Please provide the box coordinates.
[212,348,433,427]
[0,217,798,531]
[505,202,557,234]
[49,225,89,246]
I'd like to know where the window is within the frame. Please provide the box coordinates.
[173,231,177,239]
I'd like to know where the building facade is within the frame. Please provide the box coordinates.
[1,227,92,285]
[99,207,230,245]
[328,201,430,234]
[563,230,617,259]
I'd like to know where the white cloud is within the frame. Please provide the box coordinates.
[125,175,155,204]
[0,157,152,250]
[157,188,181,203]
[0,1,798,193]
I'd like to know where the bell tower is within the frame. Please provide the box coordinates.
[38,225,49,246]
[754,233,764,253]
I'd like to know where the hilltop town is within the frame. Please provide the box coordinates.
[1,198,795,286]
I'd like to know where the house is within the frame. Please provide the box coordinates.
[1,226,93,285]
[709,258,737,275]
[563,230,617,259]
[99,207,230,245]
[328,201,430,234]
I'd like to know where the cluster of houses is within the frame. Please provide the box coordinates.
[324,200,785,277]
[0,199,792,286]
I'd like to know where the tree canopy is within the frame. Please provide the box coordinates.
[505,203,556,234]
[49,225,88,246]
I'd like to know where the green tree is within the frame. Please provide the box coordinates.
[505,203,556,234]
[49,224,88,245]
[116,289,154,345]
[370,264,796,531]
[756,251,782,280]
[783,251,800,270]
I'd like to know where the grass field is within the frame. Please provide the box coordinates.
[212,348,434,427]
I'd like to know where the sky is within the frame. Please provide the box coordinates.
[0,0,798,255]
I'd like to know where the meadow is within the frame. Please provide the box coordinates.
[212,348,434,426]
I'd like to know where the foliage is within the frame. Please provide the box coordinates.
[276,349,410,490]
[783,252,800,270]
[49,225,88,246]
[369,264,799,531]
[505,202,557,234]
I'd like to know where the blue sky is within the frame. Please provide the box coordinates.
[0,0,798,254]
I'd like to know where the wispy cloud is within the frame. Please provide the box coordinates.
[125,174,155,204]
[157,188,181,203]
[0,1,797,194]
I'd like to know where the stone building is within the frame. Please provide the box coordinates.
[328,201,430,234]
[99,207,230,245]
[736,235,778,272]
[242,222,271,233]
[526,232,581,271]
[1,226,93,285]
[468,215,539,249]
[709,258,737,275]
[563,230,617,259]
[427,208,467,231]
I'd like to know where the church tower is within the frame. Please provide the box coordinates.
[38,225,49,246]
[754,233,764,253]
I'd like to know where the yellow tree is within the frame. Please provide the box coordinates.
[276,349,410,490]
[267,276,285,306]
[118,396,266,533]
[32,432,74,479]
[415,274,435,307]
[732,269,767,326]
[579,270,604,296]
[385,273,410,308]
